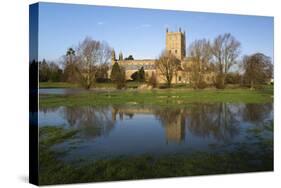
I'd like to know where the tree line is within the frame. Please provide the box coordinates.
[39,34,273,90]
[39,37,137,89]
[39,37,112,89]
[156,33,273,89]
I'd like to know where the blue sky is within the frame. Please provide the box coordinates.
[37,2,274,62]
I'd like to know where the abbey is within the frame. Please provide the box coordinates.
[110,28,214,84]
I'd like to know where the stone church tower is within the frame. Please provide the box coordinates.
[165,28,186,60]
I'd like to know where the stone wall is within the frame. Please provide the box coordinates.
[116,59,156,81]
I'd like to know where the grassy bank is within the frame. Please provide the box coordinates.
[39,88,273,108]
[39,82,80,88]
[39,126,273,185]
[39,81,141,89]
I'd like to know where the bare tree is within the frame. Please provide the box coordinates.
[98,41,112,65]
[95,42,112,81]
[186,39,212,89]
[242,53,273,89]
[75,37,112,89]
[155,51,180,88]
[211,33,241,88]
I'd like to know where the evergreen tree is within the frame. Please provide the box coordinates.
[115,67,126,89]
[110,62,121,82]
[139,66,145,82]
[111,50,116,62]
[64,47,77,83]
[130,66,145,82]
[118,52,123,60]
[39,59,50,82]
[125,55,134,60]
[110,62,126,89]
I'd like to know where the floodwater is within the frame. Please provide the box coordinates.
[39,103,273,163]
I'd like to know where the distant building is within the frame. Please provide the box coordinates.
[166,27,186,60]
[109,28,214,84]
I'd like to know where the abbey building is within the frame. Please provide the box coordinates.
[109,28,214,84]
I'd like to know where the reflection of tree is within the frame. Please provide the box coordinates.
[187,103,240,142]
[40,106,63,114]
[40,103,272,145]
[243,103,273,126]
[62,106,115,138]
[111,105,143,122]
[63,107,83,127]
[154,108,186,144]
[125,113,134,119]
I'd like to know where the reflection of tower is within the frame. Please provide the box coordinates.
[165,115,185,144]
[166,27,186,60]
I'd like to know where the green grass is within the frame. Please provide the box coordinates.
[39,126,78,147]
[38,126,273,185]
[39,81,143,89]
[39,81,188,89]
[39,82,79,88]
[39,88,273,108]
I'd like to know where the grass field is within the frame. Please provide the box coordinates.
[39,87,273,108]
[39,81,142,89]
[39,82,80,88]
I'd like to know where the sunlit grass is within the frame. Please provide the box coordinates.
[39,87,273,108]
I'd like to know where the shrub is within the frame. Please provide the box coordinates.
[110,62,120,82]
[214,74,225,89]
[131,67,145,82]
[197,80,208,89]
[148,72,157,88]
[115,67,126,89]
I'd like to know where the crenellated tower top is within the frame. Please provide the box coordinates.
[165,28,186,60]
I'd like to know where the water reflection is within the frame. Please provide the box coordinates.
[39,103,273,143]
[187,103,240,142]
[243,103,273,126]
[154,107,186,144]
[39,103,273,160]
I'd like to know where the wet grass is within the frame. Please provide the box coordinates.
[39,82,80,88]
[39,81,141,89]
[38,125,273,185]
[39,87,273,108]
[39,126,78,146]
